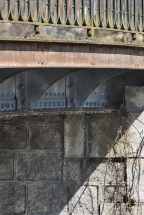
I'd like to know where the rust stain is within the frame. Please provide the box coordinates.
[0,41,144,69]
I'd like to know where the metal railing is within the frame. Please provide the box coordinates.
[0,0,144,37]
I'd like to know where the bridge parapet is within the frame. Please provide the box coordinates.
[0,0,144,45]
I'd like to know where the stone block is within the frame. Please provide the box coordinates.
[109,111,144,157]
[86,159,125,184]
[86,115,119,157]
[127,158,144,202]
[0,151,14,181]
[100,203,126,215]
[63,160,83,182]
[100,203,143,215]
[69,184,98,215]
[0,123,27,149]
[29,123,63,151]
[104,186,126,203]
[28,184,68,214]
[128,204,144,215]
[17,152,63,181]
[0,185,25,214]
[64,115,85,158]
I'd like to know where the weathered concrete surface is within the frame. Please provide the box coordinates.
[69,185,98,215]
[64,115,85,158]
[29,123,63,151]
[86,159,125,184]
[127,158,144,203]
[104,186,126,203]
[0,123,27,149]
[109,111,144,158]
[0,151,14,180]
[100,203,126,215]
[17,152,63,181]
[1,40,144,69]
[0,185,25,214]
[63,159,83,182]
[28,184,68,214]
[100,203,144,215]
[0,113,142,215]
[87,115,119,157]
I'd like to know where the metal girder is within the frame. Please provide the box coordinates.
[1,40,144,69]
[85,70,144,110]
[74,69,128,108]
[1,68,144,113]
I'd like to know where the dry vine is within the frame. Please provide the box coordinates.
[101,109,144,215]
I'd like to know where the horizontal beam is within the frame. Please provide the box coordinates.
[0,40,144,69]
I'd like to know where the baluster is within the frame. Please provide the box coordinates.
[49,0,58,24]
[121,0,124,28]
[3,0,10,19]
[138,0,143,31]
[33,0,40,22]
[13,0,20,20]
[93,0,100,27]
[38,0,45,23]
[90,0,94,26]
[67,0,75,25]
[113,0,117,28]
[127,0,131,29]
[114,0,121,29]
[99,0,104,27]
[125,0,129,30]
[100,0,107,27]
[130,0,135,31]
[107,0,114,28]
[22,0,30,21]
[58,0,64,24]
[83,0,91,26]
[43,0,49,23]
[63,0,67,25]
[122,0,128,30]
[75,0,80,25]
[75,0,83,26]
[135,0,138,31]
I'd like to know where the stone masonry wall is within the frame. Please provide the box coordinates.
[0,113,141,215]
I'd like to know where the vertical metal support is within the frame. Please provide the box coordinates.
[16,72,28,111]
[34,24,43,36]
[66,74,76,108]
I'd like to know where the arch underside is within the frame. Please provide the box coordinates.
[0,68,143,112]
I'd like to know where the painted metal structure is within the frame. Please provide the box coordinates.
[0,0,144,38]
[0,0,144,114]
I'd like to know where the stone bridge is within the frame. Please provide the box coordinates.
[0,1,144,215]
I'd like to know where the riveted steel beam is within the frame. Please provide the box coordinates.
[63,69,128,109]
[0,40,144,69]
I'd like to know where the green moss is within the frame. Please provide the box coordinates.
[123,195,136,207]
